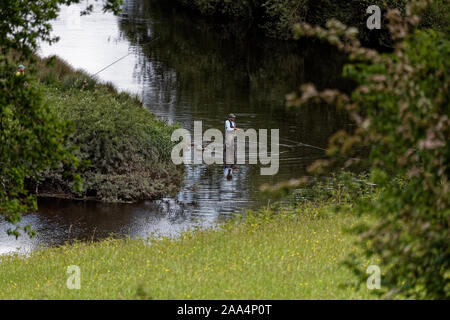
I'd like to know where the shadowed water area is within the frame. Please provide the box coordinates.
[0,0,353,254]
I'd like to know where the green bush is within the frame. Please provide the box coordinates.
[0,62,81,237]
[38,86,182,202]
[347,28,449,299]
[11,55,183,202]
[289,3,449,298]
[175,0,253,19]
[419,0,450,34]
[259,0,308,38]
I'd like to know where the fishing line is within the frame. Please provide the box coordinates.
[280,137,362,162]
[92,37,159,77]
[280,137,328,152]
[296,142,328,152]
[92,52,132,76]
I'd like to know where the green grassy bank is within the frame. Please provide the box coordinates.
[28,56,183,202]
[0,198,377,299]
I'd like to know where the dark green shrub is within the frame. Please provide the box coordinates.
[420,0,450,34]
[38,86,183,202]
[0,62,81,237]
[175,0,253,19]
[289,2,449,298]
[30,56,182,202]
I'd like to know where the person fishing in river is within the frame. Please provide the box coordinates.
[224,113,238,167]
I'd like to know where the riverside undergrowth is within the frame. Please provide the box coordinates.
[33,55,183,202]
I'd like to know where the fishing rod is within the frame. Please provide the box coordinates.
[92,37,159,77]
[92,52,132,76]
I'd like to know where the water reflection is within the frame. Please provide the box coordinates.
[0,0,352,254]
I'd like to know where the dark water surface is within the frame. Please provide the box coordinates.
[0,0,351,254]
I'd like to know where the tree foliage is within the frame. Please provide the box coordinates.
[0,67,81,237]
[1,0,122,60]
[172,0,449,43]
[0,0,121,237]
[38,66,183,202]
[287,0,449,298]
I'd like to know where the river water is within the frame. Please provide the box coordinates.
[0,0,352,254]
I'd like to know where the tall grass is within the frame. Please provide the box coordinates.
[35,55,142,103]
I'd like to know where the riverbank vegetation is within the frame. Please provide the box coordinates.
[0,174,378,299]
[0,53,183,204]
[0,0,123,236]
[33,56,183,202]
[283,1,449,298]
[172,0,449,45]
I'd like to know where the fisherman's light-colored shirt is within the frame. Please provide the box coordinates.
[225,119,235,132]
